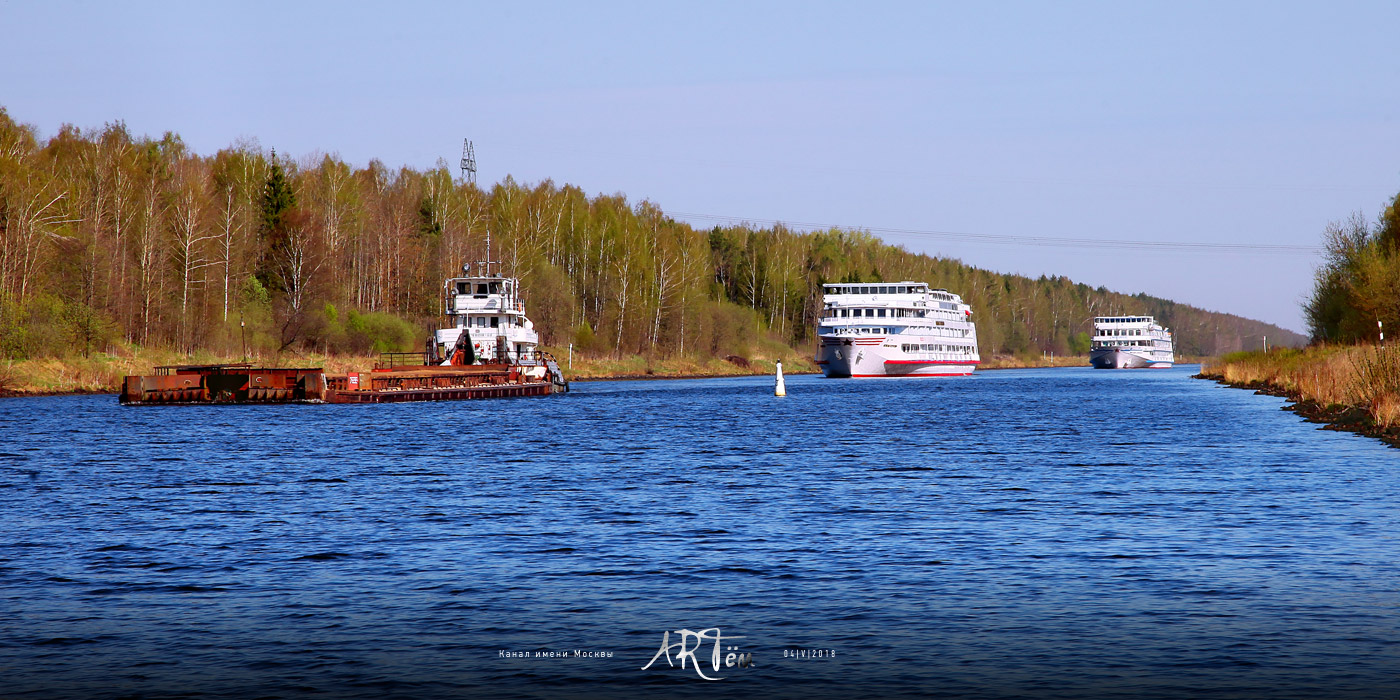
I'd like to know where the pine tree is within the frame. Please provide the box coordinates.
[257,149,296,290]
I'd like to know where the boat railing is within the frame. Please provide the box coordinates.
[372,347,558,369]
[153,362,253,376]
[376,351,430,369]
[513,349,565,365]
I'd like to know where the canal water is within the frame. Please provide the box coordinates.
[2,366,1398,699]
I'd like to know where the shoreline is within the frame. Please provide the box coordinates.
[1196,370,1400,449]
[0,387,117,399]
[1,353,1222,398]
[1,359,1104,397]
[13,351,1234,397]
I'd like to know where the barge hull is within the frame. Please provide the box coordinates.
[325,382,552,403]
[121,363,561,405]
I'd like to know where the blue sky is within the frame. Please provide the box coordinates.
[3,1,1398,332]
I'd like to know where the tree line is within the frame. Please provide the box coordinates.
[1304,190,1400,343]
[0,108,1304,362]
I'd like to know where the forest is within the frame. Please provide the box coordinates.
[0,108,1304,365]
[1304,191,1400,343]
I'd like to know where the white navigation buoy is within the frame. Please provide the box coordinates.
[775,360,786,397]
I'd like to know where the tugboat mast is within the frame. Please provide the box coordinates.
[475,227,501,277]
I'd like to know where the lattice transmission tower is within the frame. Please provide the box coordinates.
[460,139,476,186]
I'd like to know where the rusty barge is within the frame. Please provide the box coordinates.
[120,358,564,405]
[120,260,568,406]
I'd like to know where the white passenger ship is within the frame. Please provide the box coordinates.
[1090,316,1174,369]
[814,282,980,377]
[430,263,565,386]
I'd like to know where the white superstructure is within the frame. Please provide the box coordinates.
[432,265,553,382]
[1090,316,1174,369]
[814,282,980,377]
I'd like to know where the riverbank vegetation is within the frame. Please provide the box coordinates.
[1304,192,1400,343]
[0,344,1115,396]
[0,107,1301,384]
[1200,345,1400,446]
[0,346,382,397]
[1203,188,1400,446]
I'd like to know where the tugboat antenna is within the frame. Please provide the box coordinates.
[476,227,500,276]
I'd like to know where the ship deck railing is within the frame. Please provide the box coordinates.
[152,362,261,376]
[376,352,431,370]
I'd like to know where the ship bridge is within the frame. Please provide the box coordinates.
[437,272,539,365]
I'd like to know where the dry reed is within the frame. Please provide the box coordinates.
[1207,344,1400,426]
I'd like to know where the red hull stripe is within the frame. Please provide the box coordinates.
[884,359,983,365]
[849,373,973,377]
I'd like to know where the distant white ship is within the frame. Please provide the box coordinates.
[814,282,980,377]
[1090,316,1174,369]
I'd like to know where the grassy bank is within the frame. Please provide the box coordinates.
[1199,345,1400,447]
[981,354,1087,370]
[1,345,1130,397]
[0,348,379,397]
[0,344,822,395]
[563,351,1102,379]
[556,353,819,381]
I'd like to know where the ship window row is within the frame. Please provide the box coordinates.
[828,326,891,334]
[829,308,937,319]
[1093,340,1154,348]
[827,285,928,295]
[462,315,522,329]
[827,325,979,337]
[922,326,970,337]
[902,343,974,354]
[456,281,509,297]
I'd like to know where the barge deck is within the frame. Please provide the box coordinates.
[120,361,561,405]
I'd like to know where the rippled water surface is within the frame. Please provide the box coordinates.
[3,366,1399,699]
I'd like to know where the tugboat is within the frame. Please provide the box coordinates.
[429,262,566,388]
[120,260,567,405]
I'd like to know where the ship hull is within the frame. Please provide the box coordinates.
[1090,348,1172,369]
[817,337,978,377]
[120,363,563,405]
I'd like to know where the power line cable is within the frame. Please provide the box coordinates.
[670,210,1324,256]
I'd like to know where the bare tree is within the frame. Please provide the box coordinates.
[0,170,78,301]
[273,210,323,350]
[170,162,219,351]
